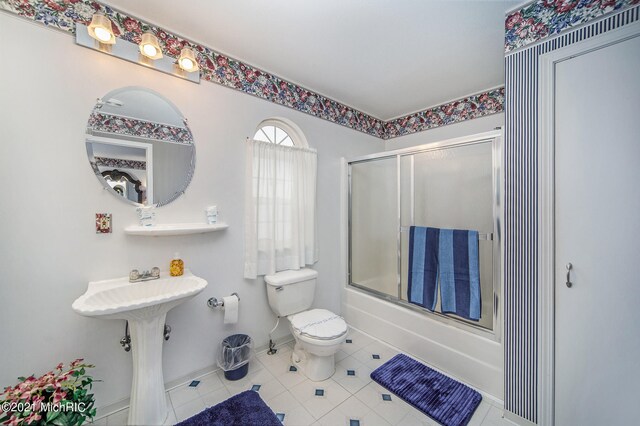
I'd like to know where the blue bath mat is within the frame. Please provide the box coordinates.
[370,354,482,426]
[176,390,281,426]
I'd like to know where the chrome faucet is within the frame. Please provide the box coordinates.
[129,267,161,283]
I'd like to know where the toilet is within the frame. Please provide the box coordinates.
[265,268,348,381]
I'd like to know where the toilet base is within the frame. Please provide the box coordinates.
[292,342,336,381]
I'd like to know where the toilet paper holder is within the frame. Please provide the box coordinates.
[207,292,240,309]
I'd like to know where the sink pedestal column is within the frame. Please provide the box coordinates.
[127,313,169,425]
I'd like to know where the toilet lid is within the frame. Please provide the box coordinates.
[288,309,348,340]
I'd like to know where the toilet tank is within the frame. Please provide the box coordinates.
[264,269,318,317]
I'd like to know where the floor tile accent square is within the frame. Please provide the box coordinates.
[347,369,356,376]
[346,339,352,343]
[315,389,325,396]
[251,384,261,391]
[276,412,285,422]
[349,420,360,426]
[289,365,297,372]
[372,354,380,360]
[188,380,200,387]
[381,394,392,401]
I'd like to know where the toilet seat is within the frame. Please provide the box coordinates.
[288,309,348,340]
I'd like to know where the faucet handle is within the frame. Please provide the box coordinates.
[129,269,140,281]
[151,267,160,278]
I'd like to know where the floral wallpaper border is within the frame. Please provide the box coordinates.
[88,111,194,143]
[384,88,505,139]
[94,156,146,170]
[0,0,505,140]
[505,0,639,52]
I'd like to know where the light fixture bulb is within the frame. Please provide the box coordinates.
[139,32,163,60]
[143,44,157,57]
[177,47,199,72]
[87,13,116,45]
[180,57,193,70]
[94,27,112,42]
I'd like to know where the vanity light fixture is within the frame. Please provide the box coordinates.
[76,22,199,83]
[87,13,116,44]
[139,32,163,60]
[178,47,199,72]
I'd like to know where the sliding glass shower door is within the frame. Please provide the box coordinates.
[348,135,500,334]
[349,157,398,297]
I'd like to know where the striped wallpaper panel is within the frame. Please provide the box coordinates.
[504,6,640,424]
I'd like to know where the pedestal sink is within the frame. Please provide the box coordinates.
[72,270,207,425]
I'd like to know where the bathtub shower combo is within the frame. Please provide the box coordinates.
[347,130,502,337]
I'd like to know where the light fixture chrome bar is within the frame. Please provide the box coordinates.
[75,23,200,84]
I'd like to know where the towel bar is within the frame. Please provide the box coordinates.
[399,226,493,241]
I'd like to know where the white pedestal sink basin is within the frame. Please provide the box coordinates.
[72,270,207,425]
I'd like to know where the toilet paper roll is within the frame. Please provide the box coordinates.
[223,294,239,324]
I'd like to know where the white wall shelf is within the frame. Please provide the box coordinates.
[124,223,228,236]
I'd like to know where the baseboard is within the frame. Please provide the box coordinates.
[504,410,537,426]
[93,334,294,420]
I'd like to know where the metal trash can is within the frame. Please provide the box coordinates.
[218,334,252,380]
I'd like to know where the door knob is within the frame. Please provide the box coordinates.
[566,263,573,288]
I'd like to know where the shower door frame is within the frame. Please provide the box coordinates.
[347,129,503,340]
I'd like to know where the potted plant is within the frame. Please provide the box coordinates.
[0,359,97,425]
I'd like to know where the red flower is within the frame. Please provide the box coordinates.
[600,0,616,7]
[122,17,141,33]
[216,55,228,68]
[442,104,456,116]
[44,0,65,12]
[505,12,523,30]
[554,0,578,13]
[165,38,183,56]
[110,20,121,37]
[533,22,548,37]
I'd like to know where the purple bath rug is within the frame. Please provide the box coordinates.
[371,353,482,426]
[176,390,281,426]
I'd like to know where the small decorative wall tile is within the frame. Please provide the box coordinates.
[347,370,356,376]
[276,413,285,422]
[188,380,200,388]
[289,366,297,372]
[314,389,324,397]
[350,420,360,426]
[96,213,112,233]
[382,394,392,401]
[251,384,261,392]
[372,354,381,360]
[346,339,353,344]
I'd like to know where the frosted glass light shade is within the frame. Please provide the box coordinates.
[139,32,163,60]
[88,13,115,45]
[178,47,199,72]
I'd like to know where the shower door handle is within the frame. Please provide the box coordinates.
[565,263,573,288]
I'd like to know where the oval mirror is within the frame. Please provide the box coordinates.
[86,87,195,207]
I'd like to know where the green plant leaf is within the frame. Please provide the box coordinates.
[47,409,62,422]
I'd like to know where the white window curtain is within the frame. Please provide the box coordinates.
[244,139,318,279]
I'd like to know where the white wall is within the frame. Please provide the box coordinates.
[343,113,506,399]
[0,14,383,410]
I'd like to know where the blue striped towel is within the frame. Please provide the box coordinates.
[408,226,439,311]
[439,229,481,321]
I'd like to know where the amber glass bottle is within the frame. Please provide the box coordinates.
[170,252,184,276]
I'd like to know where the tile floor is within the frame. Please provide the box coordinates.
[94,328,515,426]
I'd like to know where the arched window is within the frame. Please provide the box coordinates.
[253,118,308,148]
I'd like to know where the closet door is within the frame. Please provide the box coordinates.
[554,33,640,425]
